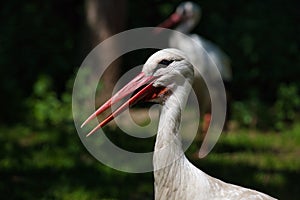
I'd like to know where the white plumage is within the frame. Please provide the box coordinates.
[82,49,276,200]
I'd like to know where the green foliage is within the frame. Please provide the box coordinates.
[27,75,73,129]
[232,83,300,129]
[274,84,300,130]
[232,101,256,127]
[232,98,273,129]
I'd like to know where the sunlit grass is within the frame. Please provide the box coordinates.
[1,123,300,199]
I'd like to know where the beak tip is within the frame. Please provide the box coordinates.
[85,122,103,137]
[81,113,97,128]
[86,131,94,137]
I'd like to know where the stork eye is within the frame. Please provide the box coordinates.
[158,59,174,66]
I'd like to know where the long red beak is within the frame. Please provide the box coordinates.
[157,13,182,29]
[81,72,167,137]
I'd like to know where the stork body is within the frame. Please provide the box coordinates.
[82,49,276,199]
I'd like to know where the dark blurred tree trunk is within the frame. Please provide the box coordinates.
[85,0,127,103]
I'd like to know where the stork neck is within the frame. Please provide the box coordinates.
[153,82,191,171]
[153,83,195,199]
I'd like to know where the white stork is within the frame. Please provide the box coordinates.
[157,1,232,132]
[81,49,276,200]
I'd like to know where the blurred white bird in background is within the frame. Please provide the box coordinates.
[157,1,232,133]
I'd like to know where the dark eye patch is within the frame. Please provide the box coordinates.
[158,59,174,66]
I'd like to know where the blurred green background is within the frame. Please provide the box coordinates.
[1,0,299,199]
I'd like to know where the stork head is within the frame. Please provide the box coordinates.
[81,48,194,136]
[158,1,201,32]
[142,48,194,90]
